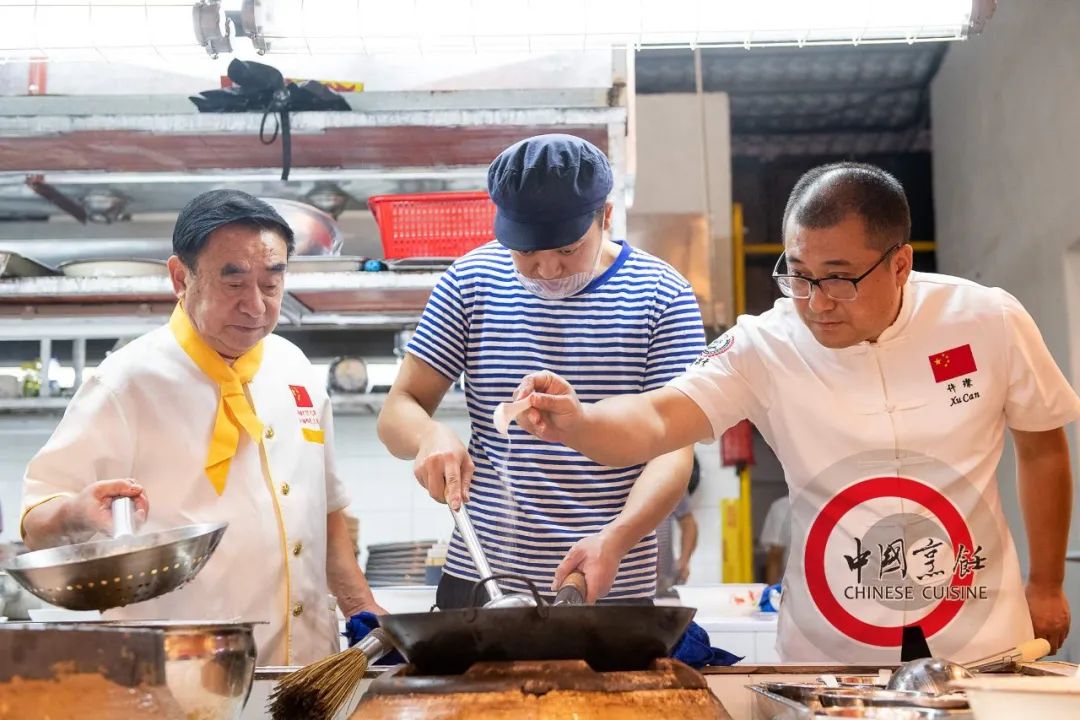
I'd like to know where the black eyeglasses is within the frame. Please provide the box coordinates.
[772,244,902,302]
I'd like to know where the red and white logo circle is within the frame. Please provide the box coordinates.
[804,477,983,647]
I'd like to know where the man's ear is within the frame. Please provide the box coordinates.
[894,243,914,286]
[167,255,190,300]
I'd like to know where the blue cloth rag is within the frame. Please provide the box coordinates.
[670,620,743,668]
[344,611,406,665]
[758,583,782,613]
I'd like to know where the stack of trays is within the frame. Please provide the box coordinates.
[364,540,436,587]
[750,681,973,719]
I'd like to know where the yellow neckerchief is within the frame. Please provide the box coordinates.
[168,304,264,495]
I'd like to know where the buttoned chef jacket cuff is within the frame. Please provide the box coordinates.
[667,375,728,444]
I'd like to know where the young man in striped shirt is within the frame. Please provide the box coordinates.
[377,134,705,607]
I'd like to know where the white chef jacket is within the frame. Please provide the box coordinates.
[21,320,350,666]
[670,272,1080,663]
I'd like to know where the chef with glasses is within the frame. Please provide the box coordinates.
[512,162,1080,663]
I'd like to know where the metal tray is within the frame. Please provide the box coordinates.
[365,548,432,558]
[0,251,57,278]
[749,683,973,720]
[820,689,968,710]
[386,257,455,272]
[287,256,362,273]
[366,541,438,552]
[58,258,169,278]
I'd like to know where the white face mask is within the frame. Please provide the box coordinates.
[515,241,604,300]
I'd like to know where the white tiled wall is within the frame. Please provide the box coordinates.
[0,412,736,584]
[0,416,57,540]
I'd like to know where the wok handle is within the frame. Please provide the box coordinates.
[111,497,135,538]
[449,504,504,602]
[554,570,589,606]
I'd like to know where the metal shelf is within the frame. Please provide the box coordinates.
[0,78,631,373]
[0,397,70,412]
[0,95,626,221]
[0,105,626,135]
[0,270,440,339]
[0,88,619,118]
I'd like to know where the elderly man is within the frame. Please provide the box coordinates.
[515,162,1080,663]
[20,190,383,665]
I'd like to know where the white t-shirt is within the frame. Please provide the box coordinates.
[760,496,792,569]
[670,272,1080,663]
[22,323,349,666]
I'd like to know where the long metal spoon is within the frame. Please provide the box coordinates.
[448,504,535,608]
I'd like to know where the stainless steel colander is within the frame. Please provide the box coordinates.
[1,497,227,611]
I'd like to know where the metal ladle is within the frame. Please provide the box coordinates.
[449,504,537,608]
[887,638,1052,695]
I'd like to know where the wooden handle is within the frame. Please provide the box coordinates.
[965,637,1052,672]
[554,570,589,606]
[1017,637,1051,662]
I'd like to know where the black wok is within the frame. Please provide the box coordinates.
[378,575,695,674]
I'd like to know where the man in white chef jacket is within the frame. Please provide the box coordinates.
[19,189,384,665]
[513,163,1080,663]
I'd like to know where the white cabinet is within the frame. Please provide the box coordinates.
[696,615,778,664]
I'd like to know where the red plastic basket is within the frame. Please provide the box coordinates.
[368,191,497,259]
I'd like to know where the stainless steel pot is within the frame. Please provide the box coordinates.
[1,621,258,720]
[112,620,259,720]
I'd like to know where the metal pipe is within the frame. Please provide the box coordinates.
[694,47,725,332]
[72,337,86,391]
[732,202,747,317]
[38,338,52,398]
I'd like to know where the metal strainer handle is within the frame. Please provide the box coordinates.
[111,497,135,539]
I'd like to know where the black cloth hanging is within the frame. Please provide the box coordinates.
[190,59,350,181]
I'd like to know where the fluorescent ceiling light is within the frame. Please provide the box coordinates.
[0,0,991,60]
[0,1,214,61]
[245,0,987,54]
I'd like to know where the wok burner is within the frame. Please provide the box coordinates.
[352,657,731,719]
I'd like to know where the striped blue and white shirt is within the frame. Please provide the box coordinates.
[407,240,705,599]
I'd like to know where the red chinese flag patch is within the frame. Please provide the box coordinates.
[928,345,977,383]
[289,385,313,408]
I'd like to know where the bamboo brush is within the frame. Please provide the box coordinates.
[268,626,395,719]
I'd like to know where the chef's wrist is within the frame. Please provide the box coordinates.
[57,495,94,539]
[411,418,444,456]
[599,522,639,557]
[1027,574,1065,591]
[341,595,380,618]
